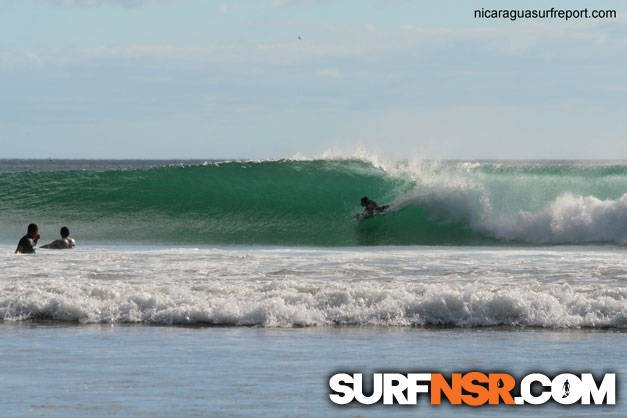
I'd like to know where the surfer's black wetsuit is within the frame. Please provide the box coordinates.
[16,235,36,254]
[364,199,390,216]
[364,199,380,214]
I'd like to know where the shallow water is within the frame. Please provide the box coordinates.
[0,324,623,416]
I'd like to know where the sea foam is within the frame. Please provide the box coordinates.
[1,247,624,328]
[1,276,624,328]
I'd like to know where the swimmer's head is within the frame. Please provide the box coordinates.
[361,196,368,206]
[60,226,70,238]
[27,223,38,237]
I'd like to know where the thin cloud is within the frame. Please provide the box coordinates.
[269,0,326,8]
[317,68,341,79]
[269,0,299,7]
[36,0,171,6]
[0,51,43,68]
[2,18,625,70]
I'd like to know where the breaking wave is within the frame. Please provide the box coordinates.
[1,158,626,245]
[1,276,624,328]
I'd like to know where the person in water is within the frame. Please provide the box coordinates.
[41,226,76,249]
[15,223,40,254]
[361,196,389,215]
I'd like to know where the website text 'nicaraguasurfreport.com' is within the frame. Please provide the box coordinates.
[475,8,617,22]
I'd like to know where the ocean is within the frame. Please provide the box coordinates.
[1,158,627,246]
[0,158,625,416]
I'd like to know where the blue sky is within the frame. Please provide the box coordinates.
[1,0,626,159]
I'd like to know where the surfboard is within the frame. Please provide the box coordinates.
[354,205,390,221]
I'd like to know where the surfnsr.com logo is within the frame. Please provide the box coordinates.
[329,372,616,406]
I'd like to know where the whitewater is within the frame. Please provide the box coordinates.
[1,245,624,328]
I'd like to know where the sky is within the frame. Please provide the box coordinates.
[1,0,626,159]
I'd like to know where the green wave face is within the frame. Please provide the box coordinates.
[1,160,626,246]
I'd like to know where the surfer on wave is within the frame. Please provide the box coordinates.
[360,196,389,216]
